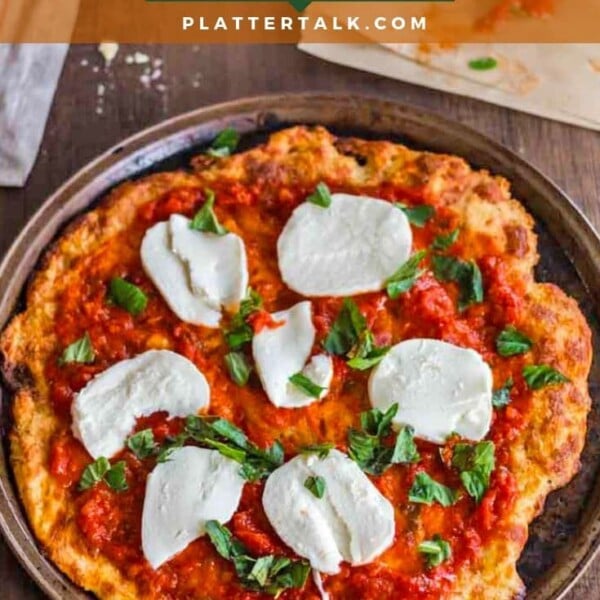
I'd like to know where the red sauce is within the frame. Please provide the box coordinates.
[45,179,529,599]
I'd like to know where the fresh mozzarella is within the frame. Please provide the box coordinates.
[277,193,412,297]
[140,221,221,327]
[169,214,248,312]
[262,450,395,574]
[140,215,248,327]
[252,301,333,408]
[142,446,245,569]
[71,350,209,458]
[368,338,493,443]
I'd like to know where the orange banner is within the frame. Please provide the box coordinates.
[2,0,600,43]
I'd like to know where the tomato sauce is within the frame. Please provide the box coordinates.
[45,180,528,599]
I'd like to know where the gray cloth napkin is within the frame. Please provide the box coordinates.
[0,44,68,187]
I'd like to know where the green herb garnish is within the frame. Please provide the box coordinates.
[408,472,457,507]
[523,364,569,390]
[190,188,227,235]
[306,182,332,208]
[452,441,495,503]
[108,277,148,316]
[58,332,95,366]
[304,475,326,499]
[496,326,532,356]
[206,127,240,158]
[385,250,427,299]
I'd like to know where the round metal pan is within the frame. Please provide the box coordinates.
[0,93,599,599]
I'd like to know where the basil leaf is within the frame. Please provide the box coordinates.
[468,57,498,71]
[496,326,533,356]
[432,255,484,310]
[418,535,452,568]
[304,475,326,499]
[386,250,427,299]
[349,404,418,475]
[104,461,129,492]
[206,127,240,157]
[452,441,495,503]
[323,298,366,356]
[108,277,148,316]
[408,472,458,507]
[395,203,435,227]
[79,457,128,492]
[156,433,187,463]
[58,332,95,366]
[190,188,227,235]
[289,372,325,398]
[523,364,570,390]
[299,443,334,459]
[347,330,390,371]
[79,456,110,490]
[306,182,332,208]
[127,429,157,459]
[492,377,513,408]
[391,426,420,464]
[225,288,263,350]
[225,351,252,386]
[431,228,459,252]
[184,414,283,481]
[205,521,310,595]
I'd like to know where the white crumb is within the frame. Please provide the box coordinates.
[98,42,119,66]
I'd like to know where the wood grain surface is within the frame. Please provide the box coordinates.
[0,44,599,599]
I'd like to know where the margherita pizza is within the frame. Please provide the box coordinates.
[0,126,592,599]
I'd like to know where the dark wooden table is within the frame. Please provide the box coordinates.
[1,44,599,599]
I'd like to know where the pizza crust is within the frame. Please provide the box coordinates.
[1,127,592,599]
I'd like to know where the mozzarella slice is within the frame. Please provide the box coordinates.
[141,221,221,327]
[71,350,209,458]
[252,301,333,408]
[262,450,395,574]
[277,193,412,296]
[368,339,493,444]
[169,214,248,312]
[142,446,245,569]
[140,215,248,326]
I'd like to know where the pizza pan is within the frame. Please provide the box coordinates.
[0,93,599,600]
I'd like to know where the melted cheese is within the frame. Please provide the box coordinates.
[141,446,245,569]
[262,450,395,574]
[277,193,412,297]
[368,338,493,443]
[252,301,333,408]
[71,350,209,458]
[140,215,248,326]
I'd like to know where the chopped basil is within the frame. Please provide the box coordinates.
[304,475,326,499]
[299,443,334,459]
[385,250,427,299]
[127,429,157,459]
[523,364,569,390]
[418,535,452,568]
[408,472,457,507]
[323,298,366,356]
[323,299,388,371]
[225,288,263,350]
[347,329,390,371]
[348,404,420,475]
[395,202,435,227]
[79,457,128,492]
[205,521,310,595]
[288,372,325,398]
[225,351,252,386]
[496,326,533,357]
[58,332,95,366]
[452,441,495,503]
[206,127,240,158]
[103,461,129,492]
[432,255,483,310]
[78,457,110,490]
[492,378,514,408]
[156,433,187,463]
[468,57,498,71]
[190,188,228,235]
[108,277,148,316]
[306,182,332,208]
[431,228,459,252]
[184,415,284,481]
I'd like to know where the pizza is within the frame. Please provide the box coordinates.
[0,125,592,600]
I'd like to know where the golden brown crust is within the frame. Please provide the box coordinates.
[1,127,592,599]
